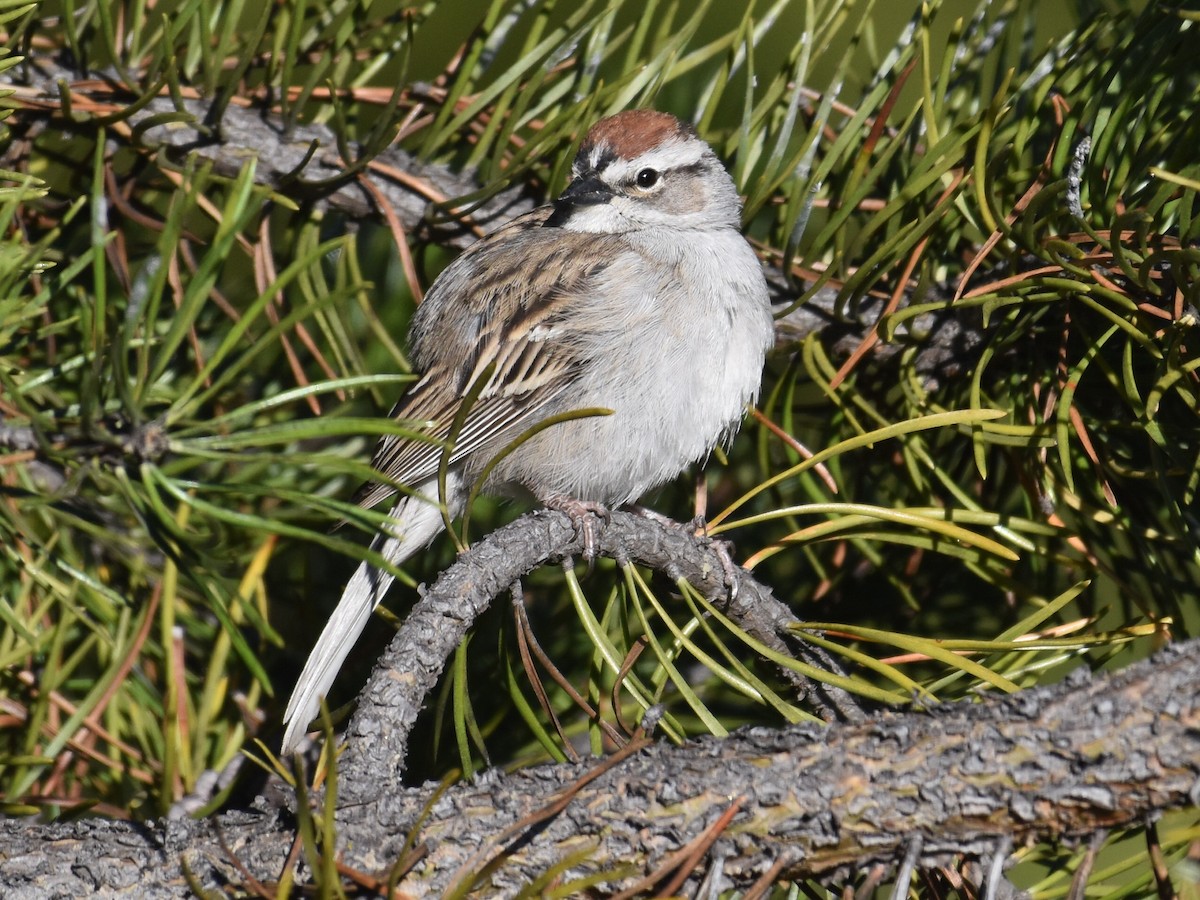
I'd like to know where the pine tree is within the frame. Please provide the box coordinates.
[0,1,1196,895]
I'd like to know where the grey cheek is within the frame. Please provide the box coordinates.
[660,179,706,217]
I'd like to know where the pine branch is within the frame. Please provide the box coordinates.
[0,618,1194,897]
[338,509,866,800]
[341,638,1200,896]
[4,9,1195,893]
[4,56,537,247]
[2,55,984,383]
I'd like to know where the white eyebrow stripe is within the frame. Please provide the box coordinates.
[597,137,707,179]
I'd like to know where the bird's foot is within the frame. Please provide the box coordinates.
[544,495,611,565]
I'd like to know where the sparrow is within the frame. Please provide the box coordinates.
[282,109,775,753]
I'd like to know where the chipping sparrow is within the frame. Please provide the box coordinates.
[281,109,775,753]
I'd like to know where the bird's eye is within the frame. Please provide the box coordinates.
[635,168,660,189]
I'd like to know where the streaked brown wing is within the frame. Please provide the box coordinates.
[354,209,620,510]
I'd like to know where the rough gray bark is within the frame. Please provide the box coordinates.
[0,614,1196,898]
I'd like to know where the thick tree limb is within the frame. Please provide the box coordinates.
[356,642,1200,896]
[0,632,1196,897]
[0,511,1196,895]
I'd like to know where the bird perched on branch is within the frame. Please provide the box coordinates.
[282,109,774,753]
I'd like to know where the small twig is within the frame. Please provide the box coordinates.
[610,796,746,900]
[1145,817,1176,900]
[855,864,890,900]
[657,798,745,898]
[611,637,648,739]
[513,581,625,747]
[510,584,574,758]
[0,420,43,452]
[1066,829,1106,900]
[215,821,274,899]
[983,834,1013,900]
[890,833,923,900]
[742,853,792,900]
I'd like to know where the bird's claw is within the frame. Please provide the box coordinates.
[545,496,611,568]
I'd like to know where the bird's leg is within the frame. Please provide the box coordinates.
[542,494,611,564]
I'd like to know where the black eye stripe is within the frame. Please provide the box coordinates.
[568,157,711,196]
[625,160,707,189]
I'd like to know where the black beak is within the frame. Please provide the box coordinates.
[545,174,613,227]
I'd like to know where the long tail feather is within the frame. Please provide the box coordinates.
[281,477,456,753]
